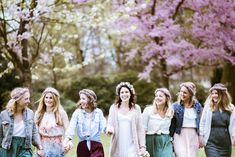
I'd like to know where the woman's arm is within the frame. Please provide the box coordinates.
[65,109,78,140]
[106,105,115,135]
[98,109,107,133]
[199,103,209,147]
[61,109,70,131]
[142,106,150,132]
[136,105,146,149]
[229,105,235,146]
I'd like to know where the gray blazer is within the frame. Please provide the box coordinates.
[0,108,41,149]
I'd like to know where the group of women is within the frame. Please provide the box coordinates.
[0,81,235,157]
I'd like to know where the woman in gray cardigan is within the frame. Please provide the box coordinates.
[106,82,148,157]
[0,87,43,157]
[199,83,235,156]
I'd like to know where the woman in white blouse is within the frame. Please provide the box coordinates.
[142,88,174,157]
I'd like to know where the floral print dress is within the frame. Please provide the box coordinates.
[38,112,66,157]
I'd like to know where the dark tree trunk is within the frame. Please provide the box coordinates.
[221,63,235,104]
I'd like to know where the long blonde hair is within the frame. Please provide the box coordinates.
[177,82,196,107]
[153,88,174,117]
[6,87,29,114]
[35,87,64,126]
[206,89,233,113]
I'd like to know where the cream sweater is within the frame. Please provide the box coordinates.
[200,102,235,145]
[107,104,146,157]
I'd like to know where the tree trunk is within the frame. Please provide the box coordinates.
[221,63,235,104]
[160,58,169,88]
[211,67,223,85]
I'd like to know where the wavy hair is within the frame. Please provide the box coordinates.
[115,82,136,109]
[35,87,64,126]
[206,89,233,113]
[153,88,174,117]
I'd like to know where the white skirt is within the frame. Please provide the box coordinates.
[173,128,199,157]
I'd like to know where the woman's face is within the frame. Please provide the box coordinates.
[179,86,191,102]
[17,92,30,109]
[44,93,55,108]
[154,91,167,106]
[211,90,219,103]
[80,93,90,109]
[119,87,131,102]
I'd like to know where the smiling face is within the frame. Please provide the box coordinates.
[119,87,131,102]
[79,93,90,110]
[179,86,191,103]
[17,92,30,110]
[211,90,219,103]
[44,93,55,108]
[154,91,167,107]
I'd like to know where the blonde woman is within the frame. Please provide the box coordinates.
[106,82,148,157]
[35,87,69,156]
[170,82,202,157]
[0,87,43,157]
[199,83,235,156]
[142,88,174,157]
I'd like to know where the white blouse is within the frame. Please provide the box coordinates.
[182,108,197,128]
[13,120,26,137]
[142,106,172,135]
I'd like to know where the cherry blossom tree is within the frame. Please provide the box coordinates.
[112,0,235,89]
[0,0,54,88]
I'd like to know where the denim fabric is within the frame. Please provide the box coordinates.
[170,101,201,136]
[66,108,106,143]
[0,108,41,149]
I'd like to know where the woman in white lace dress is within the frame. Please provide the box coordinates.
[106,82,148,157]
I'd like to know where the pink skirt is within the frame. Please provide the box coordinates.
[173,128,199,157]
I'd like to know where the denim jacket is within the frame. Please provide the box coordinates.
[170,101,201,137]
[66,108,106,143]
[0,108,41,149]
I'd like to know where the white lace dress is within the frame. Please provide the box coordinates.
[118,113,137,157]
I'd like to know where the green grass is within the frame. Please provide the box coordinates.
[67,134,235,157]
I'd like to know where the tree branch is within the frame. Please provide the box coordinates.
[172,0,185,20]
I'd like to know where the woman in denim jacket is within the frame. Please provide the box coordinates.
[170,82,202,157]
[0,87,43,157]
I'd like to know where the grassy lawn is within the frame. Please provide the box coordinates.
[67,134,235,157]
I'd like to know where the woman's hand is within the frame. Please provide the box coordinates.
[139,147,150,157]
[64,140,73,154]
[199,135,205,148]
[37,147,44,157]
[106,126,114,135]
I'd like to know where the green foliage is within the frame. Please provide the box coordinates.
[0,56,23,111]
[195,83,208,107]
[64,71,161,115]
[61,98,77,118]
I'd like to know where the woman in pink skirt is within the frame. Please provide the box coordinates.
[170,82,202,157]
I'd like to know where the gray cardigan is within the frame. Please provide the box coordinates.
[199,102,235,145]
[0,108,41,149]
[107,104,146,157]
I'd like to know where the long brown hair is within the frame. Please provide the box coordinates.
[115,82,136,109]
[35,88,64,126]
[207,89,233,113]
